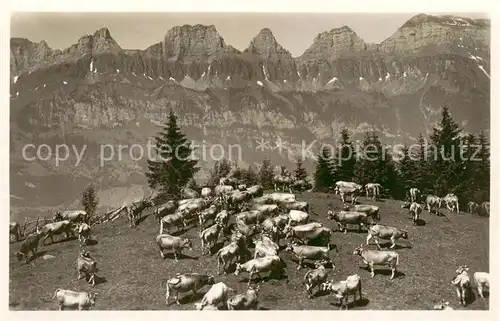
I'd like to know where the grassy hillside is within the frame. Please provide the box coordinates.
[9,192,489,310]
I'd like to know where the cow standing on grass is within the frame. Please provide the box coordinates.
[401,201,423,225]
[366,224,408,249]
[227,285,260,310]
[352,245,399,279]
[451,265,471,306]
[409,188,421,203]
[443,193,460,213]
[333,181,362,205]
[425,195,442,214]
[165,273,215,306]
[320,274,362,310]
[37,220,75,245]
[52,289,98,310]
[15,232,41,264]
[327,210,367,233]
[76,250,98,286]
[156,234,193,261]
[303,263,332,298]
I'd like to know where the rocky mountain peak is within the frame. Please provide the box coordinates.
[245,28,293,60]
[163,24,226,61]
[297,25,366,63]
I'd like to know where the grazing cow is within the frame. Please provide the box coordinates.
[287,209,310,225]
[252,204,280,217]
[159,212,187,235]
[225,190,252,210]
[76,251,98,286]
[199,223,223,255]
[201,187,213,199]
[54,210,87,224]
[10,222,22,242]
[15,232,41,263]
[303,263,331,298]
[227,285,260,310]
[165,273,215,305]
[344,204,380,222]
[285,225,332,246]
[467,201,479,214]
[155,200,178,223]
[235,255,287,285]
[365,183,381,200]
[198,205,220,229]
[433,299,454,310]
[247,185,264,198]
[196,282,235,310]
[77,223,91,245]
[425,195,442,214]
[473,272,489,300]
[156,234,193,261]
[214,185,234,196]
[409,188,421,203]
[326,210,367,233]
[234,220,261,240]
[443,193,460,213]
[286,243,333,269]
[452,265,471,306]
[37,220,75,245]
[52,289,97,310]
[366,224,408,249]
[353,245,399,279]
[401,202,422,225]
[236,210,268,226]
[127,197,154,227]
[334,181,362,205]
[215,236,247,275]
[215,210,230,227]
[320,274,362,310]
[253,235,280,259]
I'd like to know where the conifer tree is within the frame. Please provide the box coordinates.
[396,145,417,200]
[146,110,199,199]
[313,147,335,191]
[258,158,274,190]
[207,158,232,187]
[294,158,308,181]
[335,128,357,182]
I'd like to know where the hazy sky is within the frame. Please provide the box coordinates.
[10,12,489,57]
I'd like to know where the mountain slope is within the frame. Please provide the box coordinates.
[9,14,490,209]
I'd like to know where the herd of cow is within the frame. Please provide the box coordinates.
[9,176,490,311]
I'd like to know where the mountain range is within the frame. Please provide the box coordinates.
[9,13,490,215]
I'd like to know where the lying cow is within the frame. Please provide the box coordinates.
[227,285,260,310]
[343,204,380,222]
[37,220,75,245]
[327,210,367,233]
[320,274,362,310]
[443,193,460,213]
[52,289,97,310]
[286,243,333,270]
[401,201,422,225]
[77,250,98,286]
[235,255,287,285]
[280,201,309,213]
[452,265,471,306]
[15,232,41,263]
[425,195,442,214]
[195,282,235,310]
[303,263,331,298]
[10,221,22,242]
[473,271,489,300]
[366,224,408,249]
[165,273,215,305]
[156,234,193,261]
[353,245,399,279]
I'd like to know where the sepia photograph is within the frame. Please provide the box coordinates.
[5,0,493,314]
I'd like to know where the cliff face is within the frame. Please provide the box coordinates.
[9,14,490,208]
